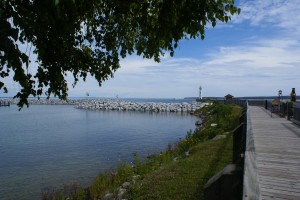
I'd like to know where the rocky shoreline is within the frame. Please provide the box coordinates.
[2,98,207,113]
[75,99,206,113]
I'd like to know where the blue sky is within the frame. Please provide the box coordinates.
[2,0,300,98]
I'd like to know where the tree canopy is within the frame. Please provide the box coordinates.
[0,0,240,107]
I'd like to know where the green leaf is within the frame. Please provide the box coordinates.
[11,28,19,41]
[212,21,216,27]
[225,16,229,22]
[238,8,241,15]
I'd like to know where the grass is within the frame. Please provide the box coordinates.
[127,135,233,200]
[42,102,242,200]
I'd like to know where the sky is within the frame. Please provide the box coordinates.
[2,0,300,99]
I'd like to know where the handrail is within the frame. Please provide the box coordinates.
[242,102,261,200]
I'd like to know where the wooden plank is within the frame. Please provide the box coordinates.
[260,186,300,197]
[260,179,300,191]
[261,190,299,200]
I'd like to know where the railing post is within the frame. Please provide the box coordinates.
[232,123,245,165]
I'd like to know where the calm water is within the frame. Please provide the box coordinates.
[0,104,197,199]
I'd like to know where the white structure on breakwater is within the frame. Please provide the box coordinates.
[75,99,206,113]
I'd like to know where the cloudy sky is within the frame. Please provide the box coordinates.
[3,0,300,99]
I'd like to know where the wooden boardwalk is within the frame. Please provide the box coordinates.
[249,106,300,200]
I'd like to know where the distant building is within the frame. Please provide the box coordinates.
[224,94,234,101]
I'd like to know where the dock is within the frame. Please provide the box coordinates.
[244,106,300,199]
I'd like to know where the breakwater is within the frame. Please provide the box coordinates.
[2,98,206,113]
[4,98,78,105]
[75,99,205,113]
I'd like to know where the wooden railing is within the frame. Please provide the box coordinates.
[242,102,261,200]
[228,100,261,199]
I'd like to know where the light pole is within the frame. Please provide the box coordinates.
[278,90,282,101]
[278,90,282,115]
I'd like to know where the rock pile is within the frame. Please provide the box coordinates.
[76,99,206,113]
[3,98,208,113]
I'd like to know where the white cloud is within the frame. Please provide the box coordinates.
[204,38,300,69]
[234,0,300,34]
[67,32,300,98]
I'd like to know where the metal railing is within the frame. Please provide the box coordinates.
[248,99,300,123]
[293,102,300,125]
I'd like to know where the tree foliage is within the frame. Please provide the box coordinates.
[0,0,240,107]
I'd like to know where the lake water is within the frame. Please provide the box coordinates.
[0,104,197,199]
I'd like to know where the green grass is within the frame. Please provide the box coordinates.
[127,135,233,200]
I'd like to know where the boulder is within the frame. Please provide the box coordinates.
[102,192,114,200]
[118,188,127,199]
[195,119,203,126]
[122,182,131,189]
